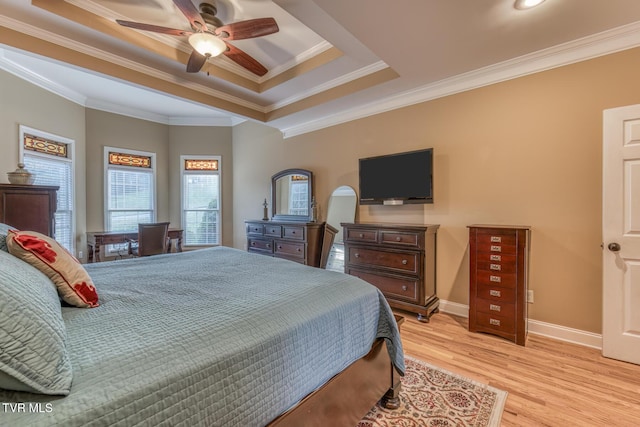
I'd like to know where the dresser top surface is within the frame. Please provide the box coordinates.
[468,224,531,230]
[341,222,440,230]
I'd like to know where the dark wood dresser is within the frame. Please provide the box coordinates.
[468,224,531,345]
[245,220,334,267]
[342,222,439,322]
[0,184,58,237]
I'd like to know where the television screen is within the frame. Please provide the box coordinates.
[359,148,433,205]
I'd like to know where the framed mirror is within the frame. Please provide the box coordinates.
[271,168,314,221]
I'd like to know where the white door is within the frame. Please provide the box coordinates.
[603,104,640,364]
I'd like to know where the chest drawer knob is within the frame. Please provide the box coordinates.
[297,248,301,252]
[354,253,360,258]
[402,259,408,265]
[251,242,255,246]
[490,236,502,243]
[489,289,501,297]
[266,244,271,248]
[490,304,501,312]
[489,318,501,326]
[490,245,502,252]
[402,285,408,291]
[490,255,501,261]
[490,275,501,282]
[278,245,282,249]
[359,233,364,238]
[396,236,402,241]
[490,264,501,271]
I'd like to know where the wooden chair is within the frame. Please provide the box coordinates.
[128,222,170,257]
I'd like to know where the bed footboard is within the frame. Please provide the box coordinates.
[268,338,400,427]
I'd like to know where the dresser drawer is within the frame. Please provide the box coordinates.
[475,298,516,318]
[348,268,420,304]
[380,230,421,248]
[348,246,419,274]
[476,252,517,265]
[477,260,517,274]
[476,285,516,303]
[246,223,264,235]
[264,224,282,237]
[477,271,517,288]
[283,225,305,240]
[345,228,378,243]
[475,311,515,334]
[248,237,273,253]
[274,240,305,259]
[476,232,517,255]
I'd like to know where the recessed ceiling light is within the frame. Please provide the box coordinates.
[514,0,546,10]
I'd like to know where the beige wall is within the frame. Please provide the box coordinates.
[0,70,87,255]
[232,47,640,334]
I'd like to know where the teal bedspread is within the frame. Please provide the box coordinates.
[1,247,404,426]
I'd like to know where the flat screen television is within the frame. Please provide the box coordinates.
[359,148,433,205]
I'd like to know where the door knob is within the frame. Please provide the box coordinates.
[608,242,621,252]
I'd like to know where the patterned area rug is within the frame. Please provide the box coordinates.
[358,356,507,427]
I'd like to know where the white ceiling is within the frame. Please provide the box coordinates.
[2,0,640,137]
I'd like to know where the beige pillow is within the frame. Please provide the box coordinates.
[7,230,99,308]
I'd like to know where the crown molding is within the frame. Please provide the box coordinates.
[280,21,640,138]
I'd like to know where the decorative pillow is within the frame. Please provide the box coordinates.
[7,230,100,308]
[0,222,15,253]
[0,250,72,395]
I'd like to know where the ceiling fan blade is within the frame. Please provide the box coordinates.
[223,43,268,76]
[214,18,279,40]
[116,20,192,37]
[186,50,208,73]
[173,0,208,32]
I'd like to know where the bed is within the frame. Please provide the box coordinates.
[0,243,404,426]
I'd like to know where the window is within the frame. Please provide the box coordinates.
[105,147,156,237]
[289,175,309,216]
[20,126,75,253]
[181,156,220,246]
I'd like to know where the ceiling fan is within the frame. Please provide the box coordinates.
[116,0,279,76]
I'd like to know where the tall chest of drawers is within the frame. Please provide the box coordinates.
[468,225,531,345]
[342,222,440,322]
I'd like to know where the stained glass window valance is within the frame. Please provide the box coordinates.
[184,159,218,171]
[108,152,152,168]
[24,133,68,158]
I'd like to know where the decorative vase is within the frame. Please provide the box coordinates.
[7,163,35,185]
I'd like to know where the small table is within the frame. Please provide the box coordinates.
[86,229,183,263]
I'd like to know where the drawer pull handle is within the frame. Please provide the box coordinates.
[402,259,408,265]
[489,318,501,326]
[490,304,501,312]
[489,289,502,297]
[271,229,276,233]
[490,245,502,252]
[266,244,271,248]
[490,264,501,271]
[297,248,301,252]
[490,275,501,283]
[396,236,402,241]
[490,255,501,261]
[278,245,282,249]
[359,233,364,238]
[354,253,360,258]
[490,236,502,243]
[291,231,296,234]
[251,242,255,246]
[402,285,408,291]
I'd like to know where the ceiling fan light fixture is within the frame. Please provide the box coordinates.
[514,0,546,10]
[188,32,226,57]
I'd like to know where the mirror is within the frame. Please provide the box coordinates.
[271,168,314,221]
[325,186,357,272]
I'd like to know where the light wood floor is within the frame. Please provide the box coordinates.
[396,310,640,426]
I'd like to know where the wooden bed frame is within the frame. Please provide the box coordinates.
[269,336,402,426]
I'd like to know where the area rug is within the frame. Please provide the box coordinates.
[358,356,507,427]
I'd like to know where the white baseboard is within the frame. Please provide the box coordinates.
[438,299,603,350]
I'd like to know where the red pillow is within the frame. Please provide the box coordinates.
[7,230,99,308]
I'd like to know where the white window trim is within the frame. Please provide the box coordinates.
[180,154,222,247]
[103,146,157,232]
[19,124,76,253]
